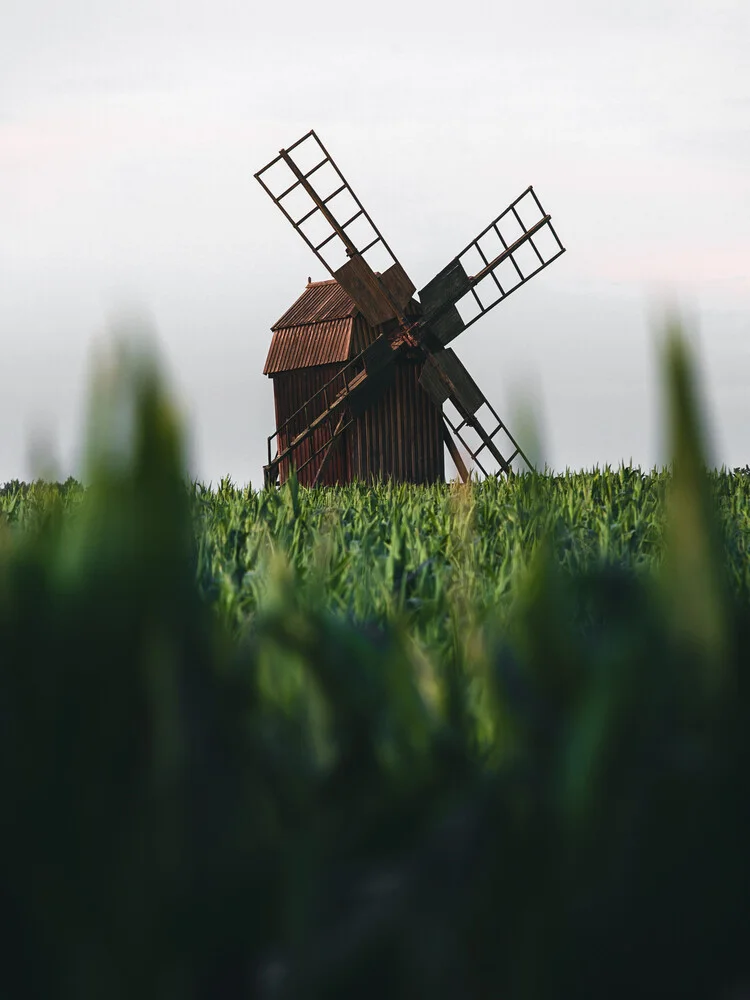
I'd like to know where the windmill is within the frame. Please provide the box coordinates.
[255,130,565,488]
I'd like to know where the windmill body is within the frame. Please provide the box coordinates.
[255,130,566,487]
[265,279,444,486]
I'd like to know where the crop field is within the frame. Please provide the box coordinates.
[6,463,750,642]
[1,332,749,998]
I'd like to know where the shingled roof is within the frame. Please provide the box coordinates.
[264,278,420,376]
[271,279,357,330]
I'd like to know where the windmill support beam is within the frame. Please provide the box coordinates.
[458,409,512,476]
[442,420,470,483]
[312,414,347,487]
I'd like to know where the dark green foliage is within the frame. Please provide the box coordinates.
[0,330,748,998]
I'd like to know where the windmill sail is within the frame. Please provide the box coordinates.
[419,349,530,475]
[255,130,416,327]
[419,186,565,346]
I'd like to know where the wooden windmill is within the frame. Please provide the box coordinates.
[256,131,565,488]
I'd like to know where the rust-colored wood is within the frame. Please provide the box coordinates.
[257,132,418,333]
[443,421,469,483]
[273,366,350,486]
[276,147,407,330]
[434,349,485,415]
[267,281,446,487]
[378,262,416,315]
[312,413,347,487]
[334,255,398,327]
[271,357,444,488]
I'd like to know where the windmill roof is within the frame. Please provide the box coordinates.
[263,317,352,375]
[264,280,355,375]
[263,278,421,375]
[264,278,421,376]
[271,279,357,330]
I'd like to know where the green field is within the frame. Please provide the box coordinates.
[6,461,750,636]
[1,332,749,998]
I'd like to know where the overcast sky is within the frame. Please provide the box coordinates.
[2,0,749,483]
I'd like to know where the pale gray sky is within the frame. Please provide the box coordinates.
[2,0,749,483]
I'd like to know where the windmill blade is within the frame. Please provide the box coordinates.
[418,186,565,346]
[264,333,403,487]
[255,130,416,327]
[419,349,532,477]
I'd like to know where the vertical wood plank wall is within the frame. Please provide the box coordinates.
[272,360,444,487]
[348,361,444,484]
[273,365,349,486]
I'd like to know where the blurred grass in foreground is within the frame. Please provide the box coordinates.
[0,328,749,999]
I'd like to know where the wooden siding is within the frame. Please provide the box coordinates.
[348,360,444,484]
[350,314,395,355]
[272,358,444,487]
[267,280,441,487]
[264,318,353,375]
[263,298,419,375]
[273,365,350,487]
[271,279,357,330]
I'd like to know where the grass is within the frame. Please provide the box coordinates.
[0,328,749,998]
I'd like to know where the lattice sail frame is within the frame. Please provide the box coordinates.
[418,349,531,477]
[418,186,565,347]
[254,130,415,328]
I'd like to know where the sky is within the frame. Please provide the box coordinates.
[2,0,750,484]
